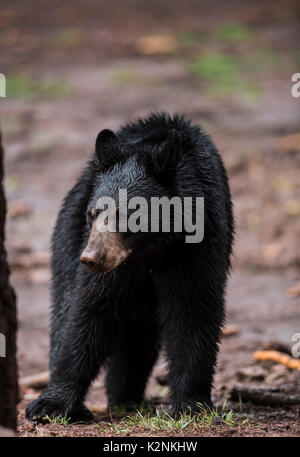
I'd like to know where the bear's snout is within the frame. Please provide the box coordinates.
[80,247,129,273]
[80,227,132,273]
[80,250,101,271]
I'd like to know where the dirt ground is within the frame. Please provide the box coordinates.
[1,0,300,437]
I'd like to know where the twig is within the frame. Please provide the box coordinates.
[19,371,49,389]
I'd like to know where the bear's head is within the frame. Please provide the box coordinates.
[80,128,182,273]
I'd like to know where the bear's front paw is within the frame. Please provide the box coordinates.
[26,390,93,423]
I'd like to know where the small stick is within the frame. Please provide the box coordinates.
[19,371,49,389]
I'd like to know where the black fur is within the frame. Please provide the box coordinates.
[26,112,234,421]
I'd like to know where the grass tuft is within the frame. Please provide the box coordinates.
[188,52,261,96]
[215,23,251,41]
[50,28,84,47]
[111,69,139,85]
[6,74,71,99]
[44,414,71,426]
[98,403,251,435]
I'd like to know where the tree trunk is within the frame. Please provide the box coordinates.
[0,132,18,431]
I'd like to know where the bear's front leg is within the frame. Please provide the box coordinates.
[156,265,226,417]
[25,385,94,423]
[26,302,114,422]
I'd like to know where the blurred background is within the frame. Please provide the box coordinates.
[1,0,300,435]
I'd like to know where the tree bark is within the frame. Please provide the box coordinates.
[0,132,18,430]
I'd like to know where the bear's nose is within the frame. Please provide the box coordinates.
[80,251,100,268]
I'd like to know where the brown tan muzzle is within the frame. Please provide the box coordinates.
[80,218,131,273]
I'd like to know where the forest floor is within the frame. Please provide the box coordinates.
[1,0,300,437]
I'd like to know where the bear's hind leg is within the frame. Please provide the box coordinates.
[156,266,226,417]
[106,318,160,412]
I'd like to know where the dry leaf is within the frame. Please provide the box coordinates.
[237,365,266,381]
[285,201,300,217]
[222,324,240,337]
[135,35,177,55]
[276,132,300,153]
[8,199,31,219]
[287,282,300,298]
[262,242,283,263]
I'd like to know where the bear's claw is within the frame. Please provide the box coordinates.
[26,395,93,423]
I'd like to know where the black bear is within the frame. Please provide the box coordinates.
[26,112,234,421]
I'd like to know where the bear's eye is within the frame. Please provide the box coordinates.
[87,210,94,228]
[87,209,99,227]
[87,209,97,219]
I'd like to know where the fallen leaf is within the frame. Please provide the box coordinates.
[222,324,240,337]
[262,242,283,263]
[287,282,300,298]
[285,200,300,217]
[237,365,266,381]
[135,35,178,55]
[8,199,31,219]
[276,132,300,153]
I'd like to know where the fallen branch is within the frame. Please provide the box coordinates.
[230,385,300,407]
[19,371,49,389]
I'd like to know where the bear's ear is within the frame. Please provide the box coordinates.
[95,129,120,167]
[150,129,181,177]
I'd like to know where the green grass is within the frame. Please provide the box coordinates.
[44,414,71,426]
[111,69,139,85]
[50,28,84,47]
[177,31,200,47]
[5,175,20,195]
[98,404,251,435]
[6,74,71,99]
[177,23,251,48]
[188,52,261,96]
[215,23,252,41]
